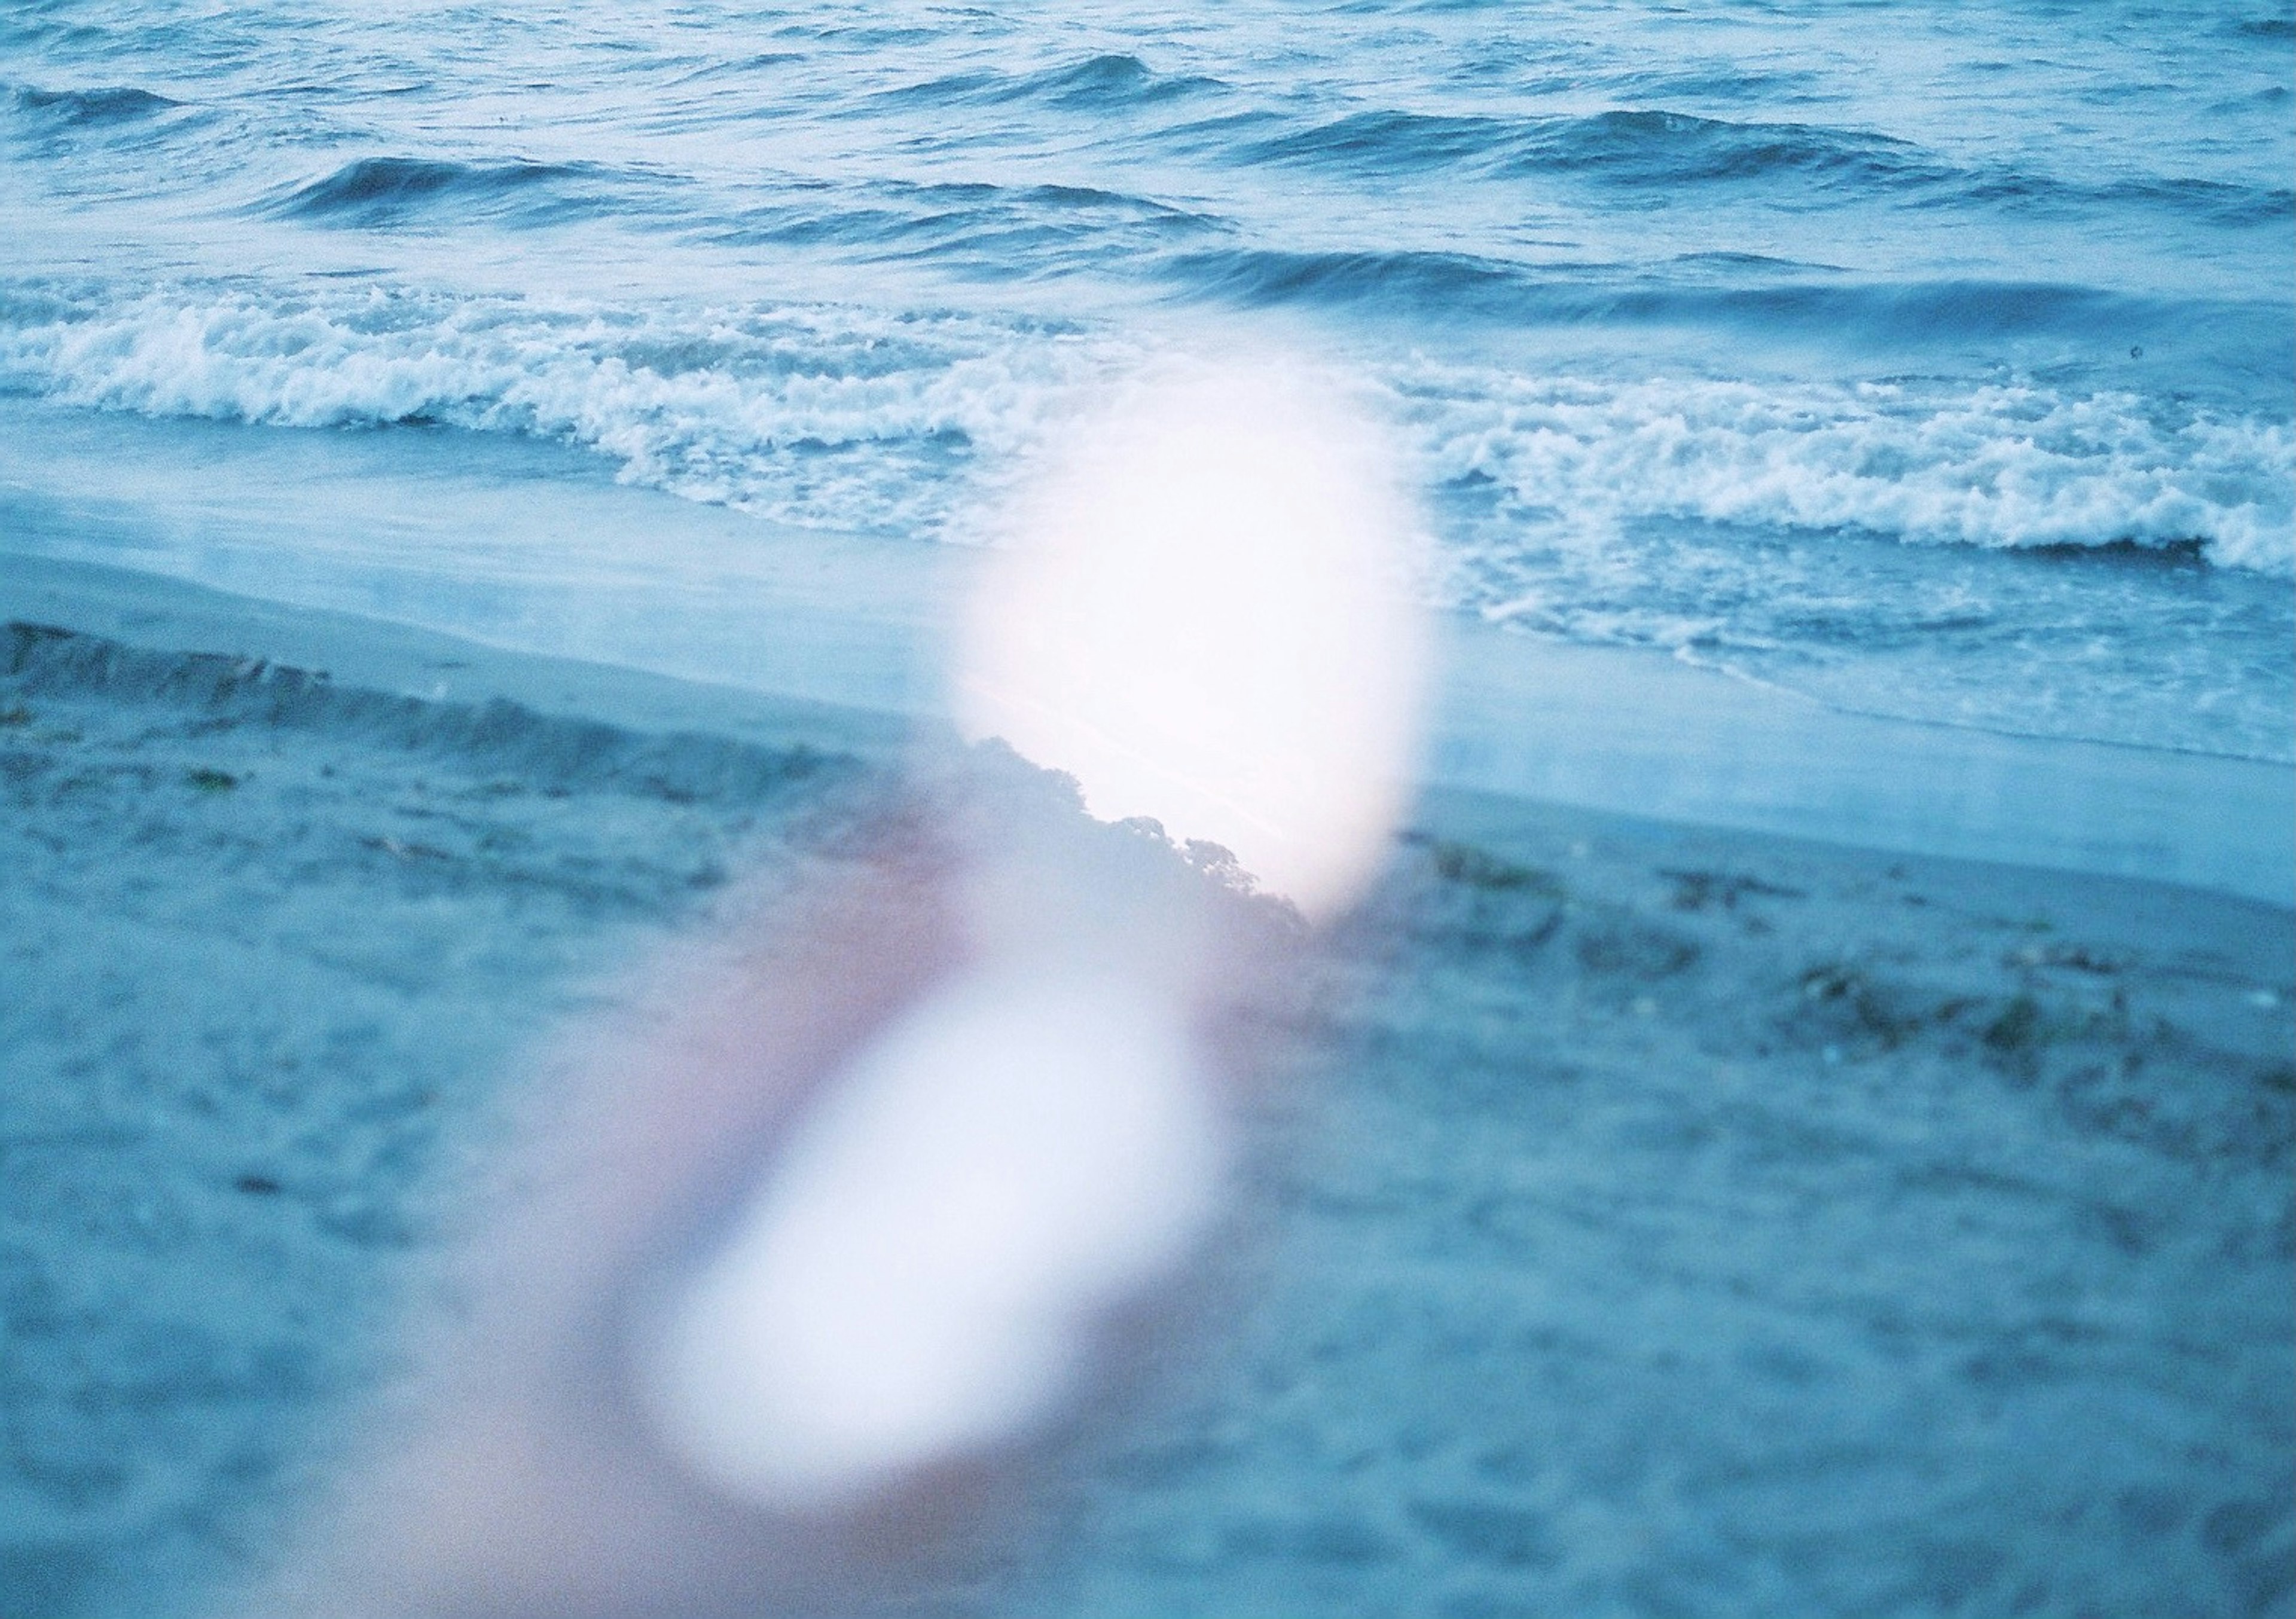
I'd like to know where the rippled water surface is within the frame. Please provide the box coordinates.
[3,0,2291,754]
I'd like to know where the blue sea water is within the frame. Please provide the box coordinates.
[2,0,2292,759]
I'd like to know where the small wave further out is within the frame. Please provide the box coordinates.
[10,84,179,127]
[265,157,646,230]
[1233,106,1937,193]
[874,51,1223,116]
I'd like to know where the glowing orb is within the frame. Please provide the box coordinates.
[954,363,1428,920]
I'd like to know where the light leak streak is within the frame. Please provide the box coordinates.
[633,358,1429,1514]
[642,966,1222,1507]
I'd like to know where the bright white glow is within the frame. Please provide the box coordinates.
[955,363,1428,920]
[641,967,1222,1508]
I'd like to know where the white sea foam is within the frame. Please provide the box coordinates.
[4,285,2286,576]
[1391,363,2296,575]
[0,285,1127,539]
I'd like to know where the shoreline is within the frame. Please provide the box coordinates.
[4,533,2289,908]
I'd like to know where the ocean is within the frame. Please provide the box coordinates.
[4,0,2291,758]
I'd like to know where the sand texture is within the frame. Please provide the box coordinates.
[1,590,2290,1618]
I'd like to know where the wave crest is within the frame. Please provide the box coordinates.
[875,52,1222,115]
[265,157,642,228]
[8,84,180,128]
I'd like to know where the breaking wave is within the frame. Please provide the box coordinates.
[1,281,2284,573]
[0,283,1132,538]
[1393,363,2295,573]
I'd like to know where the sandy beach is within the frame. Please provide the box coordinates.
[8,5,2292,1613]
[4,554,2288,1617]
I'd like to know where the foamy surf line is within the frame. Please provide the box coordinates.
[5,286,2290,765]
[4,282,2287,571]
